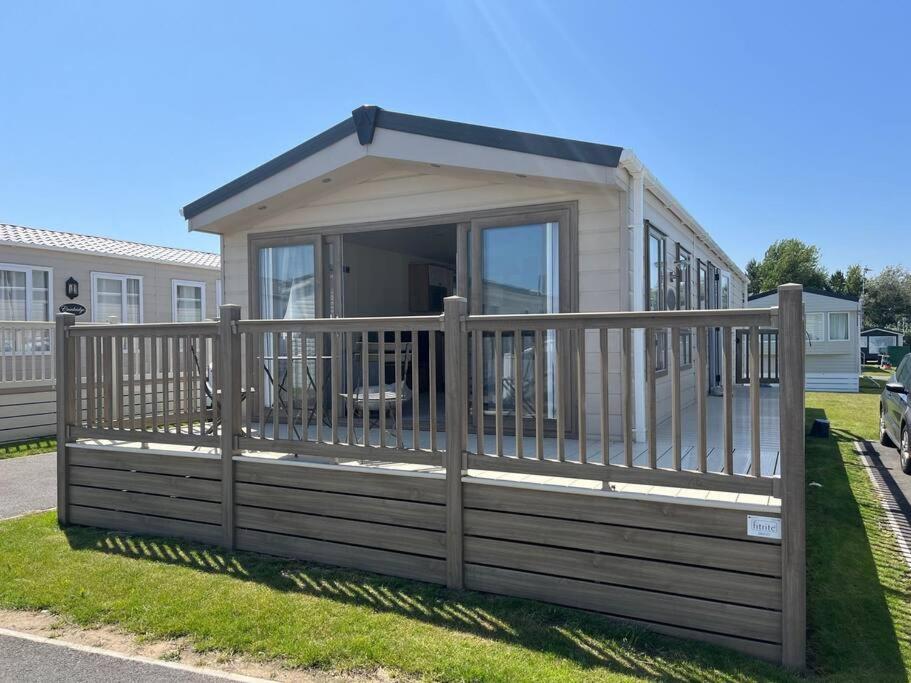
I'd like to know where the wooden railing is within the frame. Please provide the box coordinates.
[0,321,55,386]
[55,284,807,668]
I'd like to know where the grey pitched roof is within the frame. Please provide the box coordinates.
[0,224,220,270]
[748,287,860,303]
[181,105,625,220]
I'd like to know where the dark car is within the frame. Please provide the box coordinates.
[881,355,911,472]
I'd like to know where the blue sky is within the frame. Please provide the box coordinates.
[1,1,907,273]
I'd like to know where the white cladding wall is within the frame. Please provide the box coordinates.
[641,191,748,423]
[222,167,741,436]
[0,246,220,323]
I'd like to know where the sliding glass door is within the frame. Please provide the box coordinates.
[468,207,574,435]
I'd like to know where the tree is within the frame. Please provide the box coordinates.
[863,265,911,332]
[745,258,762,294]
[828,270,846,294]
[748,239,828,293]
[845,264,864,298]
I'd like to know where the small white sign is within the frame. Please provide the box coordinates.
[747,515,782,540]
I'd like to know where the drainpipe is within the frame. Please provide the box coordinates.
[621,151,647,443]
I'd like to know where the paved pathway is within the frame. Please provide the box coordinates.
[855,440,911,567]
[0,452,56,519]
[0,629,263,682]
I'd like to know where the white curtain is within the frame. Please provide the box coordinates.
[830,313,849,341]
[0,270,26,320]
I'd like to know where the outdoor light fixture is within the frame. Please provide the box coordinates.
[65,277,79,299]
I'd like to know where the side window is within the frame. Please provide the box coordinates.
[899,357,911,387]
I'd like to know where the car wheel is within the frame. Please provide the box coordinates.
[881,408,894,447]
[902,426,911,475]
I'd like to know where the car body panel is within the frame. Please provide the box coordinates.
[881,356,911,446]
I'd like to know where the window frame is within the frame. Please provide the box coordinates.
[171,279,207,322]
[828,311,850,342]
[696,259,707,310]
[805,312,825,343]
[0,262,53,321]
[91,272,144,324]
[675,244,692,311]
[645,224,668,374]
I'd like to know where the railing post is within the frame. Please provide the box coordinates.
[443,296,467,589]
[218,304,242,550]
[55,312,76,526]
[778,283,806,669]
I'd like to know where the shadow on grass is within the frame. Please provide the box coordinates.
[804,405,908,678]
[61,523,787,682]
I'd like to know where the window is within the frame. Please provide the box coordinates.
[215,279,223,310]
[647,226,668,372]
[92,273,142,323]
[675,245,691,311]
[697,260,707,310]
[829,312,849,341]
[805,312,825,342]
[172,280,206,322]
[720,273,730,309]
[647,227,666,311]
[0,264,52,321]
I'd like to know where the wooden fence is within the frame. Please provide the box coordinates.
[55,284,806,668]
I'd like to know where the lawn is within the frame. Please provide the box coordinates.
[0,437,56,461]
[0,384,909,681]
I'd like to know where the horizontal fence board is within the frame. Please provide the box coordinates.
[0,423,56,443]
[465,564,780,645]
[70,427,218,449]
[69,504,222,545]
[465,308,776,332]
[236,528,446,584]
[68,446,221,479]
[235,482,446,532]
[236,438,443,468]
[464,509,781,576]
[236,506,446,558]
[69,486,222,525]
[466,454,776,496]
[69,465,222,502]
[463,481,781,543]
[238,316,443,333]
[234,458,446,504]
[464,536,780,609]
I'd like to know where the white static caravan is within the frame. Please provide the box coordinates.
[749,288,861,392]
[181,105,748,445]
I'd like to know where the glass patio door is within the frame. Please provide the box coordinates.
[468,208,573,435]
[255,236,324,413]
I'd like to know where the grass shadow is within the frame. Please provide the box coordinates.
[61,523,789,682]
[804,403,908,679]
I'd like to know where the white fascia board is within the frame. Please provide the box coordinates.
[188,133,366,232]
[364,128,617,187]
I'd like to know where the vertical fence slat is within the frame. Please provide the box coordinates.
[316,333,324,444]
[185,335,193,435]
[599,329,610,466]
[443,296,466,590]
[534,329,544,461]
[378,333,386,448]
[139,336,147,433]
[151,337,159,433]
[103,336,113,430]
[577,329,587,464]
[621,327,633,467]
[494,330,503,457]
[362,330,370,448]
[695,326,708,472]
[514,329,523,459]
[670,327,681,471]
[271,330,280,441]
[429,330,437,453]
[474,330,484,457]
[723,326,734,474]
[199,334,208,437]
[412,330,420,451]
[344,331,354,445]
[394,330,403,449]
[749,324,761,476]
[555,329,565,462]
[645,328,657,469]
[127,336,135,431]
[86,337,96,430]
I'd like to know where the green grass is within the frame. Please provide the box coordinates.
[0,383,909,680]
[0,514,789,682]
[803,379,911,680]
[0,437,56,460]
